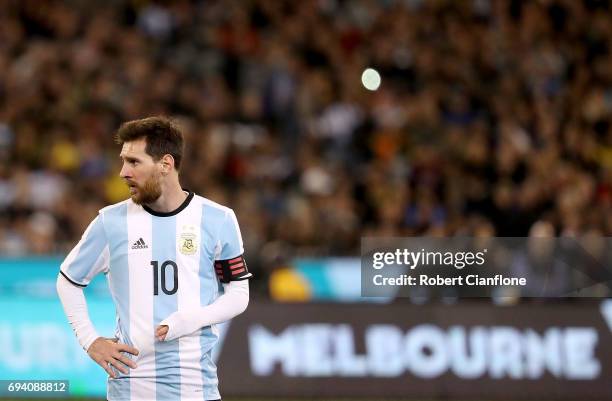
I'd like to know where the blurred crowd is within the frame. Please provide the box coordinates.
[0,0,611,289]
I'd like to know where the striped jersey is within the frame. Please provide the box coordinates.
[60,192,251,401]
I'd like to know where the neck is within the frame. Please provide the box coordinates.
[145,179,187,213]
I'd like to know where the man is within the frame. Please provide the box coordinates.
[57,116,251,401]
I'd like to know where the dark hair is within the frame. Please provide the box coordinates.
[115,116,184,170]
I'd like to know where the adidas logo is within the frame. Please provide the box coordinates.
[131,238,148,250]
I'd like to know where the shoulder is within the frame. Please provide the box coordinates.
[192,194,234,217]
[191,195,239,230]
[98,199,131,218]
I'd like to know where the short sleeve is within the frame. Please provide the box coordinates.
[214,209,252,283]
[218,209,244,259]
[60,214,110,287]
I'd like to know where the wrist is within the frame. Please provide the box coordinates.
[161,310,199,341]
[82,332,101,352]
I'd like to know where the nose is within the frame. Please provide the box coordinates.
[119,162,131,179]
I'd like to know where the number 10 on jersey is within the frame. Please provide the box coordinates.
[151,260,179,295]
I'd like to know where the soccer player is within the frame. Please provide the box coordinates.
[56,116,251,401]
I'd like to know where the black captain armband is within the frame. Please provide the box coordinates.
[214,255,252,283]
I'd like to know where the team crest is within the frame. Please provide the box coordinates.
[179,231,198,255]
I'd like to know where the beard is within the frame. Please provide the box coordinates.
[130,173,162,205]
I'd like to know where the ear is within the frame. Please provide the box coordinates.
[160,154,175,174]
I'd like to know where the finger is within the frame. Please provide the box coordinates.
[109,358,129,375]
[116,343,139,356]
[155,327,168,341]
[100,361,116,379]
[114,352,137,369]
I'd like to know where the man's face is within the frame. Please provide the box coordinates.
[119,138,162,205]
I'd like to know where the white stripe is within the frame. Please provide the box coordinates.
[176,201,205,398]
[214,240,222,261]
[127,202,156,401]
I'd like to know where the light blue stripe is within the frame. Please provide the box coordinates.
[105,204,131,398]
[66,215,107,282]
[199,203,222,400]
[200,335,219,400]
[153,215,181,400]
[217,210,242,260]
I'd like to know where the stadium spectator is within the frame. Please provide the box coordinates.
[1,0,611,293]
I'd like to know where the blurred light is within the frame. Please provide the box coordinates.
[361,68,381,91]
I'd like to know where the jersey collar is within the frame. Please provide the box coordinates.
[142,190,194,217]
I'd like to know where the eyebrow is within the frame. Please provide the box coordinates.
[120,155,141,163]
